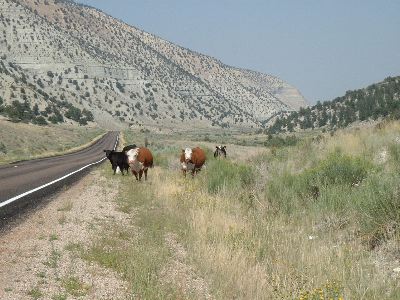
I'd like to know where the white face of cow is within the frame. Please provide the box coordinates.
[126,148,139,164]
[184,148,192,162]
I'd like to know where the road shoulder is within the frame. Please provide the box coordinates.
[0,167,129,300]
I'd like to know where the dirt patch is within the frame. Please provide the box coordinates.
[0,169,130,300]
[160,233,213,300]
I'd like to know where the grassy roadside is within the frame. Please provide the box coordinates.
[0,120,106,165]
[80,122,399,299]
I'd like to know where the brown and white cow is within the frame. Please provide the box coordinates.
[126,147,153,181]
[180,147,206,177]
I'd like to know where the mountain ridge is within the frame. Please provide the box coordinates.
[0,0,307,129]
[267,76,400,134]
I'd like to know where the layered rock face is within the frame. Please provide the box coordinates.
[0,0,307,129]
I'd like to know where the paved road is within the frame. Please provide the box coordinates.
[0,131,119,212]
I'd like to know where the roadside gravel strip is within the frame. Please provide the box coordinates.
[0,169,130,300]
[0,131,119,219]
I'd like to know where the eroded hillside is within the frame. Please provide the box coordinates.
[0,0,307,129]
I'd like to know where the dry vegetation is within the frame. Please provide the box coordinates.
[72,121,400,299]
[0,119,105,164]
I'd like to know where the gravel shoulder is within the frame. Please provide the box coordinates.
[0,167,130,300]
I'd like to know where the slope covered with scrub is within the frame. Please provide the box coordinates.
[0,0,306,129]
[68,121,400,299]
[268,76,400,133]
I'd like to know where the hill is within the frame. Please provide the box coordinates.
[267,76,400,134]
[0,0,307,129]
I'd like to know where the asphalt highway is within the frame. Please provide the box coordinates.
[0,131,119,218]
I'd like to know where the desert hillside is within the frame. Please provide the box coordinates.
[0,0,307,129]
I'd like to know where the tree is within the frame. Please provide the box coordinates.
[82,109,94,122]
[65,107,82,122]
[33,116,48,126]
[33,103,40,116]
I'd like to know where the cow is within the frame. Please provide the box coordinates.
[126,147,154,181]
[214,145,227,158]
[122,144,137,153]
[180,147,206,177]
[104,150,129,175]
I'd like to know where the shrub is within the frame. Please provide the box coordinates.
[303,150,373,187]
[65,107,82,122]
[389,143,400,169]
[82,109,94,122]
[264,135,298,148]
[206,159,254,194]
[266,150,374,214]
[0,142,7,154]
[357,173,400,248]
[33,116,48,126]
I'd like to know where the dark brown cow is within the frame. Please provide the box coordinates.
[180,147,206,177]
[126,147,154,181]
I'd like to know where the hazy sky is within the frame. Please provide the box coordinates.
[78,0,400,104]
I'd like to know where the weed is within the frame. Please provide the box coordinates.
[49,234,58,241]
[27,287,43,299]
[57,201,73,212]
[44,249,61,268]
[62,276,90,297]
[51,294,67,300]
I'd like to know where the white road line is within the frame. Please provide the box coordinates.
[0,133,119,209]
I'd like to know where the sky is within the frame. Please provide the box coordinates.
[78,0,400,104]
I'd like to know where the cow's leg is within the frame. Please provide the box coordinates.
[138,170,143,181]
[182,169,186,177]
[112,164,117,175]
[132,170,138,180]
[144,168,148,181]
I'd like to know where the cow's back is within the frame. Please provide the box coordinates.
[138,147,153,168]
[192,147,206,168]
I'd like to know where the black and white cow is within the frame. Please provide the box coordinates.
[104,150,129,175]
[214,145,227,158]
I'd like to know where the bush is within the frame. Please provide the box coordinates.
[65,106,82,122]
[33,116,48,126]
[357,173,400,248]
[82,109,94,122]
[206,159,254,194]
[264,135,298,148]
[389,143,400,169]
[266,150,374,214]
[0,142,7,154]
[303,150,373,187]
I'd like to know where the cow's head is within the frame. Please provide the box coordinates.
[182,148,192,163]
[104,149,113,158]
[126,148,139,164]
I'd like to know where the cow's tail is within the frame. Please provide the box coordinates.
[116,166,121,174]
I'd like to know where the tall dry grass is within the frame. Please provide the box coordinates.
[0,120,105,164]
[84,122,400,299]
